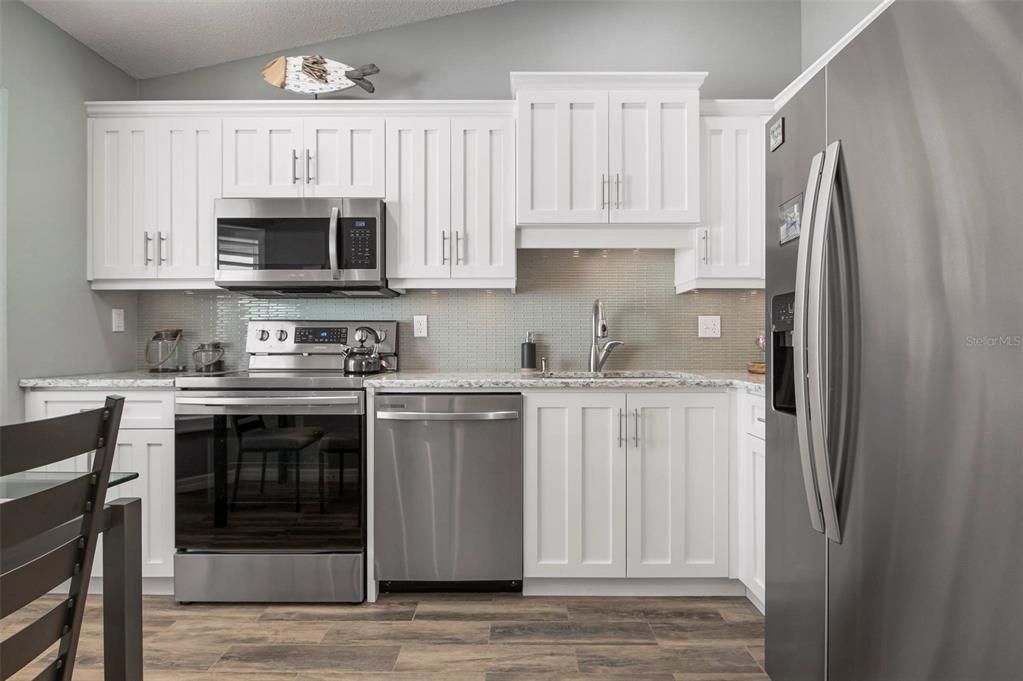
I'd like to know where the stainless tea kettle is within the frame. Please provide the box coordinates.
[343,327,387,374]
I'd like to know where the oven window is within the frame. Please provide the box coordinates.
[175,413,364,551]
[217,218,333,270]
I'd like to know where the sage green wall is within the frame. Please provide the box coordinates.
[0,1,138,423]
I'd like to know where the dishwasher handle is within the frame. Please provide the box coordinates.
[377,410,520,421]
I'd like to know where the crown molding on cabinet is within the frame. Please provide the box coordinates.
[85,100,516,118]
[510,71,708,96]
[700,99,774,117]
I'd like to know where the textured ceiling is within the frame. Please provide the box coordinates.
[24,0,515,79]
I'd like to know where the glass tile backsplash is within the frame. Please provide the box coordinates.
[137,250,765,372]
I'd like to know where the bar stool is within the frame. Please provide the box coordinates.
[232,416,324,512]
[317,431,362,516]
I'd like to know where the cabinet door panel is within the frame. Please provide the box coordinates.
[451,116,515,279]
[91,118,158,279]
[524,392,626,578]
[609,90,699,223]
[222,118,303,198]
[156,118,221,279]
[304,117,385,197]
[517,91,608,224]
[738,432,767,605]
[626,392,729,577]
[385,118,452,279]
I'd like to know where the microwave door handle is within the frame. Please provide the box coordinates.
[793,149,827,535]
[328,206,340,275]
[807,139,843,544]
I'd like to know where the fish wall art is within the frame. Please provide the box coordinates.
[262,55,379,96]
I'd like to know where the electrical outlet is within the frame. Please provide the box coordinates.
[413,315,428,337]
[111,308,125,333]
[698,315,721,338]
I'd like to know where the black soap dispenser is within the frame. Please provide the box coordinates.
[521,332,537,372]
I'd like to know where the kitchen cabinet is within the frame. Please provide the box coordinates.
[223,117,384,198]
[737,391,766,610]
[90,117,221,286]
[675,102,771,293]
[523,390,729,579]
[512,73,705,248]
[24,389,176,581]
[386,115,516,288]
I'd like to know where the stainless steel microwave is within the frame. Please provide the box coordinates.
[214,198,398,298]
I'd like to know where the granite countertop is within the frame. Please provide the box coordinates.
[20,370,182,389]
[366,370,765,394]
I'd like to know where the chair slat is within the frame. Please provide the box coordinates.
[0,474,94,549]
[30,657,62,681]
[0,521,81,575]
[0,599,70,681]
[0,409,106,476]
[0,539,80,618]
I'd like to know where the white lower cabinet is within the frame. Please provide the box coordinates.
[24,390,176,581]
[524,390,729,579]
[737,392,767,609]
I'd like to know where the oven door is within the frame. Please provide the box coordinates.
[215,198,342,286]
[175,390,364,553]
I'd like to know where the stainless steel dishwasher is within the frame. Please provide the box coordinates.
[374,394,522,586]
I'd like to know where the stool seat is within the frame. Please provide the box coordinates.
[241,427,323,451]
[318,432,360,451]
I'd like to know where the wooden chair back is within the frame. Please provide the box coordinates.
[0,395,125,681]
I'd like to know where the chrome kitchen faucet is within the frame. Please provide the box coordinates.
[589,298,624,372]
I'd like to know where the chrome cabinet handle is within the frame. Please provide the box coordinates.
[143,232,153,265]
[756,416,766,423]
[158,232,168,264]
[441,230,449,265]
[618,408,624,447]
[633,408,639,447]
[601,173,607,209]
[305,149,313,184]
[455,232,464,265]
[701,229,710,264]
[615,173,621,209]
[328,206,339,273]
[807,139,843,544]
[377,411,519,421]
[793,150,827,535]
[292,149,300,184]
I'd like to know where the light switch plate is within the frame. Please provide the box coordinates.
[413,315,428,337]
[698,315,721,338]
[111,308,125,333]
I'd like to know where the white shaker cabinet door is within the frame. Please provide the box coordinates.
[90,118,159,280]
[450,116,516,280]
[304,117,385,198]
[222,117,304,198]
[523,392,627,578]
[738,433,767,606]
[516,91,609,224]
[626,392,730,578]
[696,116,765,279]
[609,90,700,224]
[385,118,452,279]
[155,118,222,279]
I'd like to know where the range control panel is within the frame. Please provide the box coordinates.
[246,320,398,357]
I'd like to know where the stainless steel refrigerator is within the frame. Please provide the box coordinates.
[764,2,1022,680]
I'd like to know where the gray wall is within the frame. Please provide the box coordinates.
[0,1,138,422]
[138,0,801,100]
[138,250,765,374]
[801,0,883,68]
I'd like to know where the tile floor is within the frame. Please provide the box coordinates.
[4,593,767,680]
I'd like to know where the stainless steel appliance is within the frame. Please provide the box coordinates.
[214,198,398,297]
[173,320,397,603]
[374,394,523,586]
[765,3,1022,680]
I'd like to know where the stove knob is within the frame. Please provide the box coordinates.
[257,329,270,341]
[276,329,289,342]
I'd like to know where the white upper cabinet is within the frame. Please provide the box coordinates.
[387,113,516,288]
[626,392,730,578]
[303,117,385,198]
[609,90,699,224]
[516,91,609,225]
[675,101,771,293]
[156,118,222,279]
[222,117,304,198]
[450,116,516,280]
[512,73,706,248]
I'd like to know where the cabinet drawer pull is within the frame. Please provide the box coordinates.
[441,230,449,265]
[143,232,153,265]
[756,416,766,423]
[158,232,168,264]
[633,408,639,447]
[601,174,607,209]
[615,173,621,209]
[292,149,300,184]
[618,408,624,447]
[455,232,464,265]
[305,149,314,184]
[702,229,710,264]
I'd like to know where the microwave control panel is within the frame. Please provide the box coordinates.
[341,218,377,269]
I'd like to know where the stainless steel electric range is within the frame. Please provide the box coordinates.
[173,320,397,603]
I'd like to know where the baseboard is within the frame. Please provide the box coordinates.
[522,577,747,597]
[746,587,765,614]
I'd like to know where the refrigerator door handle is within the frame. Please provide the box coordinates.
[807,139,843,544]
[793,150,827,534]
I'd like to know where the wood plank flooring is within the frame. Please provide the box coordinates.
[2,593,766,680]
